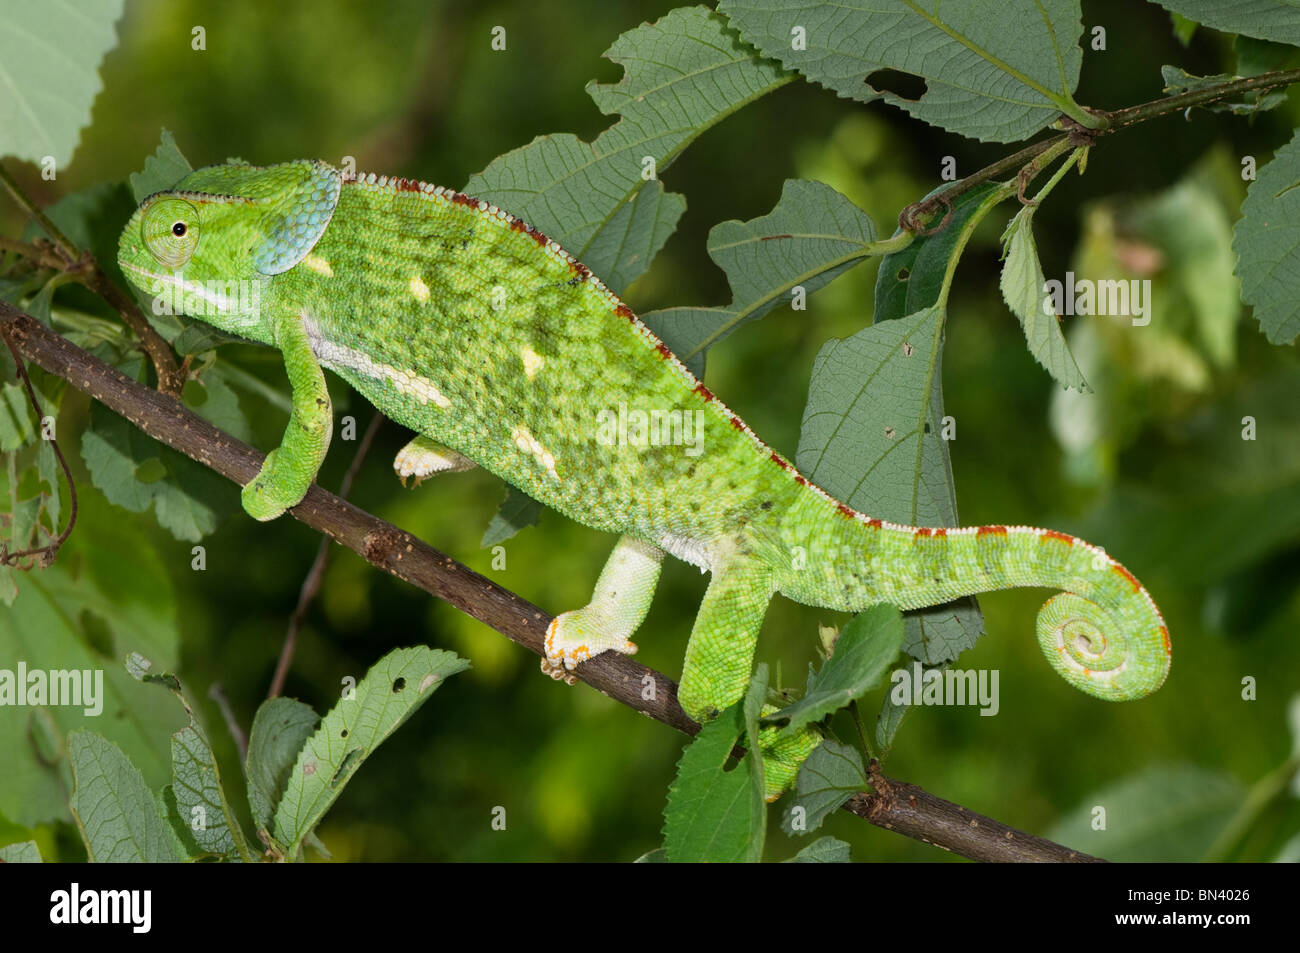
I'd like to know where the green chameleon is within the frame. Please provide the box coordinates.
[117,159,1171,797]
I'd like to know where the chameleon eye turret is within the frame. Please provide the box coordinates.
[141,197,200,267]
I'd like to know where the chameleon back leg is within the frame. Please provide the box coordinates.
[542,535,664,683]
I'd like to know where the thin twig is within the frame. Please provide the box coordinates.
[0,326,77,565]
[898,66,1300,237]
[0,163,186,395]
[0,301,1103,863]
[269,410,385,698]
[208,682,249,763]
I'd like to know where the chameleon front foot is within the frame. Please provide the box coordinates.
[241,450,305,521]
[393,435,476,487]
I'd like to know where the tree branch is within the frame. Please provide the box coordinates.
[899,66,1300,234]
[0,301,1103,863]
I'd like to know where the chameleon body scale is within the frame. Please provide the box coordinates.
[118,161,1171,795]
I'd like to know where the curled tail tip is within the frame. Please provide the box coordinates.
[1036,582,1170,702]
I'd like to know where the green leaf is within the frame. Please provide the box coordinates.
[642,178,880,377]
[23,181,138,302]
[1046,764,1243,862]
[0,840,41,862]
[272,647,468,855]
[182,365,253,444]
[80,400,229,541]
[769,605,904,736]
[1159,65,1287,115]
[245,697,320,834]
[780,740,868,835]
[999,206,1089,391]
[663,666,769,862]
[0,500,183,827]
[170,725,246,860]
[68,731,180,862]
[719,0,1088,142]
[874,183,1001,323]
[797,303,982,663]
[1233,127,1300,344]
[128,655,250,861]
[1148,1,1300,47]
[1235,35,1300,75]
[465,6,790,293]
[784,835,851,862]
[1170,11,1198,45]
[129,129,193,202]
[0,381,36,450]
[36,437,60,533]
[481,485,543,547]
[0,0,126,166]
[862,186,998,661]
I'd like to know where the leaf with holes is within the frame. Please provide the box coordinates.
[272,647,469,856]
[797,303,983,664]
[642,178,880,377]
[465,6,790,294]
[719,0,1090,142]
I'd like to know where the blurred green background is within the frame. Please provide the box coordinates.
[2,0,1298,861]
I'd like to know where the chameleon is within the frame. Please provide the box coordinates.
[117,159,1171,796]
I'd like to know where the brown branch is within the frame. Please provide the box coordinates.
[898,66,1300,237]
[0,163,186,396]
[0,301,1103,863]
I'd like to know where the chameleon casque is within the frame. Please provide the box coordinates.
[117,159,1172,796]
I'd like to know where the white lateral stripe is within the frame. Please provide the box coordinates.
[302,317,451,408]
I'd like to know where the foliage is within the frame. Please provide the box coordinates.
[0,0,1298,862]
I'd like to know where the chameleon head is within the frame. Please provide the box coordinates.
[116,159,341,339]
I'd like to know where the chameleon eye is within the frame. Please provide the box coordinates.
[141,198,200,267]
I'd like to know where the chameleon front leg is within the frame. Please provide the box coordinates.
[542,534,664,683]
[241,309,333,521]
[677,557,821,800]
[394,434,476,486]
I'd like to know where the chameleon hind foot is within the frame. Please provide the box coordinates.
[540,535,664,680]
[542,608,640,674]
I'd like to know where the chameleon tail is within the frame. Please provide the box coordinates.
[777,505,1171,702]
